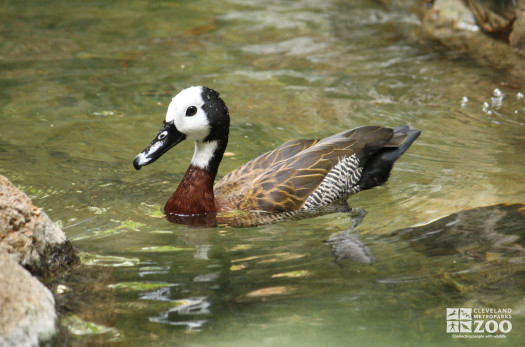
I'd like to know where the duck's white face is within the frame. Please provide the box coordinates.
[133,86,230,172]
[165,86,210,141]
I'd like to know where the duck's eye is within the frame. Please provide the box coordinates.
[158,131,168,140]
[186,106,197,117]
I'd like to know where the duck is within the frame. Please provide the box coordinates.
[133,86,420,227]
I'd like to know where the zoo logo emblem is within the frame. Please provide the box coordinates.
[446,307,513,336]
[446,308,472,333]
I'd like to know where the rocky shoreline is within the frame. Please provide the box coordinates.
[0,175,79,346]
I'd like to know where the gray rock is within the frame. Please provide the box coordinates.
[0,175,79,279]
[0,252,56,347]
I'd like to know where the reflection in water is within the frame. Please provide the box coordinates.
[140,283,211,331]
[194,244,212,260]
[141,208,373,334]
[166,212,218,227]
[326,229,375,265]
[325,208,375,264]
[148,297,211,332]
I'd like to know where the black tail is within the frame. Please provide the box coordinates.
[358,125,420,191]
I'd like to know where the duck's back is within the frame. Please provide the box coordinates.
[214,138,319,210]
[215,125,420,213]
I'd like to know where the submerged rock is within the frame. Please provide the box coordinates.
[393,203,524,257]
[0,175,79,279]
[391,204,525,308]
[0,252,56,346]
[49,264,119,345]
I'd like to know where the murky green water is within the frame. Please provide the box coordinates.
[1,0,524,346]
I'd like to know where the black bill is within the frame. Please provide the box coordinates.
[133,121,186,170]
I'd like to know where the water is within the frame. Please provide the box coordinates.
[1,0,524,345]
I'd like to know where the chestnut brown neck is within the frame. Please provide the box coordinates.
[164,165,216,216]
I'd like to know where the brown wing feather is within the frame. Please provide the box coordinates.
[216,126,395,212]
[214,139,319,202]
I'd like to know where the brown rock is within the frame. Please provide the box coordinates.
[460,0,525,49]
[0,175,79,279]
[462,0,515,37]
[510,9,525,49]
[414,0,525,83]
